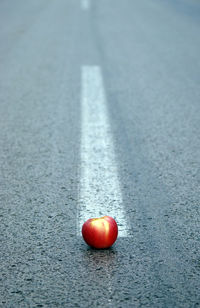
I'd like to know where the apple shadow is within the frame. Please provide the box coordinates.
[78,236,133,270]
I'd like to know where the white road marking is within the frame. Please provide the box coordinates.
[78,66,130,237]
[81,0,90,11]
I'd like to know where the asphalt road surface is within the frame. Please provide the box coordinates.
[0,0,200,307]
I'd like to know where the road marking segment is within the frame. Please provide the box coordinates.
[81,0,90,11]
[78,65,130,237]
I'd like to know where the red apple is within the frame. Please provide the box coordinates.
[82,216,118,249]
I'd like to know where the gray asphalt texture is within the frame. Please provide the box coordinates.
[0,0,200,307]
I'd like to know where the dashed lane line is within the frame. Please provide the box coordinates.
[81,0,90,11]
[78,65,130,237]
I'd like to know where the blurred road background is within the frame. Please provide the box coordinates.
[0,0,200,307]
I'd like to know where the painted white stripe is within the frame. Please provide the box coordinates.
[81,0,90,10]
[78,66,129,237]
